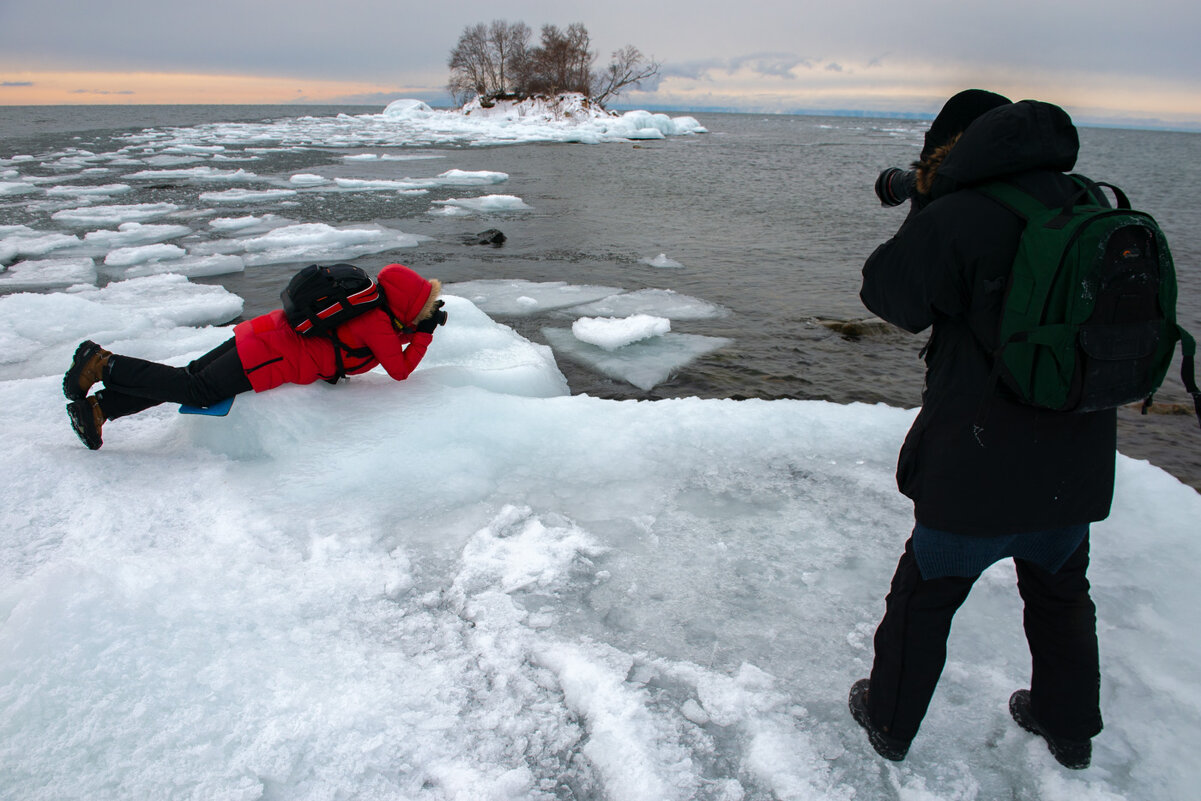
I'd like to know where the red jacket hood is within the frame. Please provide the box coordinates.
[379,264,440,326]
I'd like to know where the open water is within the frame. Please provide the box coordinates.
[3,104,1200,489]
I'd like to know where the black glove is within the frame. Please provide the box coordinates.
[415,301,447,334]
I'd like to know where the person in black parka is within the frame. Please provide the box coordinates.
[848,90,1115,770]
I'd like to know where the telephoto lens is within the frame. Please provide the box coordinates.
[875,167,918,207]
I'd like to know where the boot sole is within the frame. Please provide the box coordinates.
[849,679,909,761]
[63,341,101,402]
[66,400,102,450]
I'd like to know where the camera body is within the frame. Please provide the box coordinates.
[875,167,918,207]
[430,303,449,327]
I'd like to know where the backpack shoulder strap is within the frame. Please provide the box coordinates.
[979,175,1128,228]
[1172,327,1201,427]
[976,180,1043,221]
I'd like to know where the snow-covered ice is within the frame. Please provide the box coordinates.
[0,227,81,263]
[43,183,133,198]
[208,214,293,235]
[288,173,329,187]
[0,181,38,196]
[102,243,186,267]
[342,152,445,162]
[430,194,531,215]
[572,314,672,350]
[441,282,730,389]
[0,257,97,291]
[2,103,1198,801]
[455,96,708,145]
[563,288,728,321]
[1,99,703,296]
[198,188,299,203]
[192,222,427,267]
[51,203,180,226]
[107,94,706,152]
[122,254,246,279]
[123,166,259,182]
[544,326,733,390]
[80,222,194,251]
[2,276,1197,800]
[0,274,242,379]
[640,253,685,269]
[445,279,625,316]
[433,169,511,186]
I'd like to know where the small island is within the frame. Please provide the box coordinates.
[447,20,660,111]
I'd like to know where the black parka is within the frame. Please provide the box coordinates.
[861,100,1117,535]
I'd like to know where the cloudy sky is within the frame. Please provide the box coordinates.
[2,0,1199,127]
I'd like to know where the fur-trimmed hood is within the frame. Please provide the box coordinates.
[414,279,442,323]
[918,100,1079,200]
[377,264,441,326]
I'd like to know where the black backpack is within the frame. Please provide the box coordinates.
[280,263,387,382]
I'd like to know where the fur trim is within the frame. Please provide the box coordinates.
[414,279,442,322]
[915,134,960,196]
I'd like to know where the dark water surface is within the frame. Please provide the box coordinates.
[3,105,1199,489]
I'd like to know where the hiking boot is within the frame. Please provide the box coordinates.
[849,678,911,761]
[1009,689,1091,769]
[63,340,111,401]
[66,396,105,450]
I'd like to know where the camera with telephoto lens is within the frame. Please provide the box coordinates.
[875,167,918,207]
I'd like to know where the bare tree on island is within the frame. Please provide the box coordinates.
[524,23,593,97]
[592,44,660,107]
[447,19,659,109]
[447,20,530,103]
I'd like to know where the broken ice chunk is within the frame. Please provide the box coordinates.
[543,326,732,391]
[572,314,671,350]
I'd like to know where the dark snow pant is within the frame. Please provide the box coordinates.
[866,535,1102,743]
[96,338,253,420]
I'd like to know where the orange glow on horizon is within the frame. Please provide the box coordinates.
[3,67,1198,127]
[0,69,422,105]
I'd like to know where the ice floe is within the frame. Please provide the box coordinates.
[80,222,194,251]
[639,253,685,269]
[444,279,624,316]
[543,326,732,391]
[50,203,181,227]
[192,222,426,267]
[0,258,98,291]
[562,288,727,321]
[572,314,672,350]
[123,167,259,182]
[198,188,299,203]
[0,227,82,262]
[430,194,531,215]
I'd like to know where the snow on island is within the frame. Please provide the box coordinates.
[85,95,708,151]
[449,94,707,141]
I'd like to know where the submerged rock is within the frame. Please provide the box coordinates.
[1128,400,1197,415]
[816,317,898,339]
[460,229,507,247]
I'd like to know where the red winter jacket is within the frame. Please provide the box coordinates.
[233,263,439,392]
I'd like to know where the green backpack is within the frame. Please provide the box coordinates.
[978,177,1199,425]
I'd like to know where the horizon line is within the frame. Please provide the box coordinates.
[1,98,1197,134]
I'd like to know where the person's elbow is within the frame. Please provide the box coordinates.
[860,283,932,334]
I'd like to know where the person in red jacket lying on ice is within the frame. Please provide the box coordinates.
[63,263,444,450]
